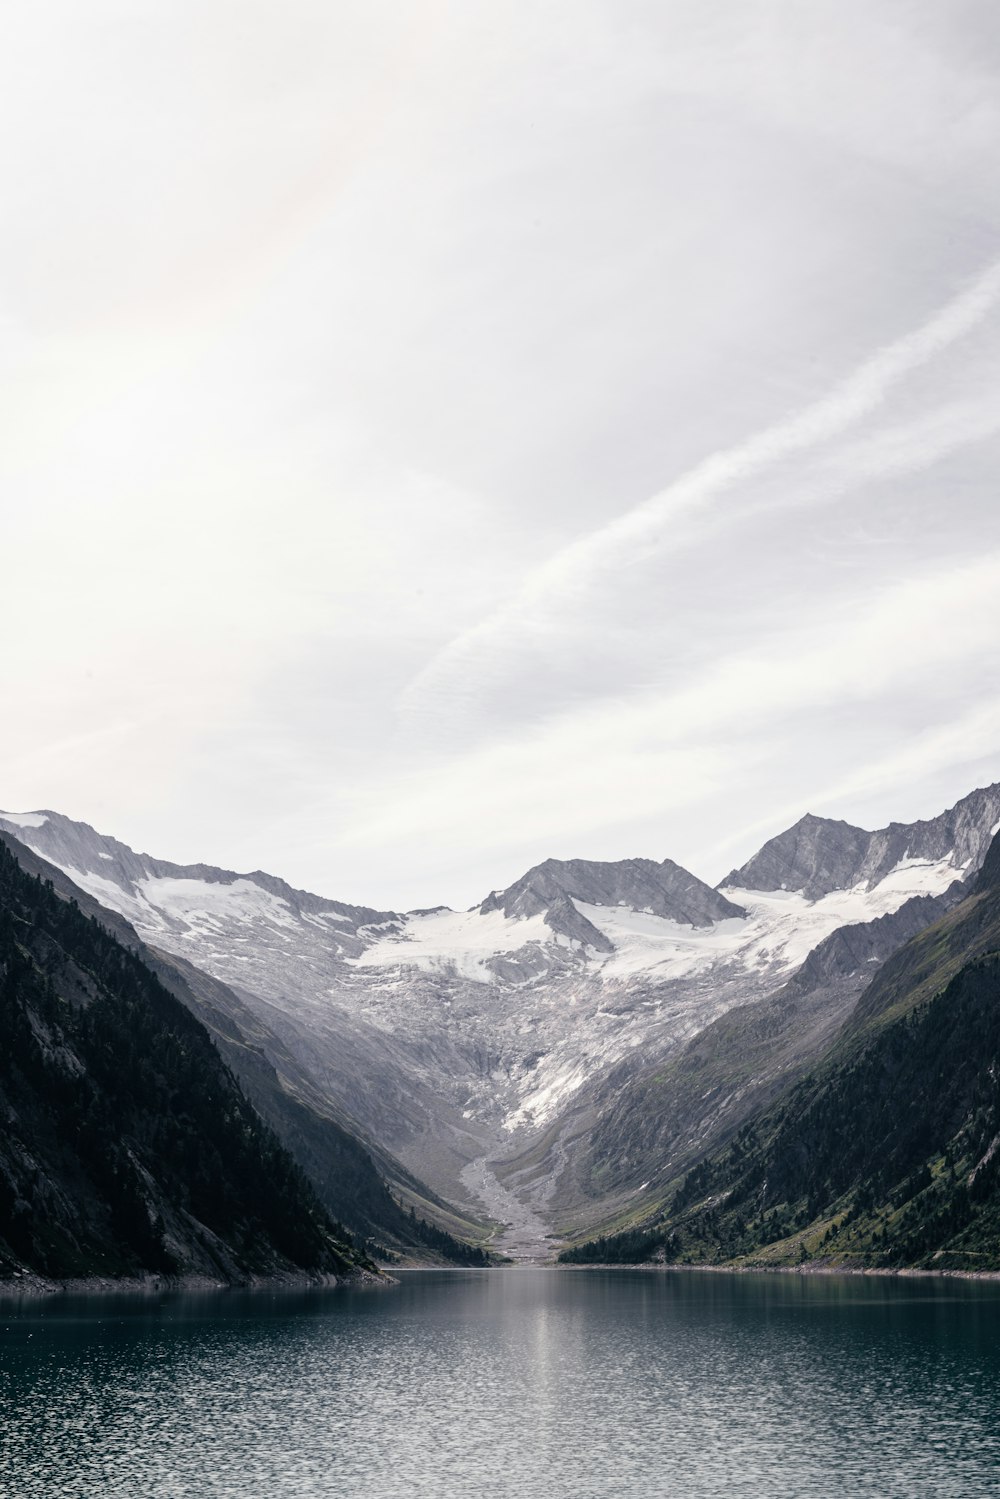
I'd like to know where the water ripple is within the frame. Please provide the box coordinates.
[2,1270,999,1497]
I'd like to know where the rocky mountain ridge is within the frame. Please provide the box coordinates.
[722,793,998,898]
[481,856,745,941]
[2,782,998,1255]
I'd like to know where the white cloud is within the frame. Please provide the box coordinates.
[2,3,999,905]
[707,703,1000,876]
[398,253,1000,740]
[334,553,1000,872]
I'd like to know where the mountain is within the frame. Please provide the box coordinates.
[562,829,1000,1270]
[562,883,964,1214]
[0,833,490,1267]
[0,837,374,1288]
[721,792,996,898]
[494,785,1000,1238]
[2,782,998,1257]
[480,857,745,947]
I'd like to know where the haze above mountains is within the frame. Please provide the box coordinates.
[3,780,998,1260]
[5,6,1000,919]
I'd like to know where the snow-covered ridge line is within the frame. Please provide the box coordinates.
[0,806,974,987]
[1,791,996,1191]
[347,852,965,983]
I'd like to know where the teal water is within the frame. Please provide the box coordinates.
[2,1268,999,1497]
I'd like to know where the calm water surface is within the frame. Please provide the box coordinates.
[2,1268,1000,1497]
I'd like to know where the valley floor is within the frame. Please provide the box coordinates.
[459,1156,557,1261]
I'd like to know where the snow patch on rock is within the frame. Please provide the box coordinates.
[351,906,555,982]
[0,811,49,829]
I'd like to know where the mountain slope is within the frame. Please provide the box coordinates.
[2,783,997,1252]
[563,833,1000,1270]
[0,833,490,1265]
[566,884,964,1211]
[0,839,373,1286]
[845,830,1000,1035]
[145,946,492,1262]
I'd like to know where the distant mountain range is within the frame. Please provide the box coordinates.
[3,781,998,1265]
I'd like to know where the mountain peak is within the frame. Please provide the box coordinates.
[720,815,872,898]
[481,855,745,929]
[722,783,1000,899]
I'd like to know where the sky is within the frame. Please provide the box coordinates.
[2,1,1000,910]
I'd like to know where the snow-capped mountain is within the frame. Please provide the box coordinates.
[722,797,999,897]
[2,784,998,1249]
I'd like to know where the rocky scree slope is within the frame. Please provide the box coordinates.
[0,838,373,1287]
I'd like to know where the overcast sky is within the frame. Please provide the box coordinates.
[3,1,1000,909]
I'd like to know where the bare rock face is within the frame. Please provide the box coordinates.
[721,783,1000,898]
[721,814,872,899]
[481,856,746,932]
[541,894,615,953]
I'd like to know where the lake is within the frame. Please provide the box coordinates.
[2,1268,1000,1497]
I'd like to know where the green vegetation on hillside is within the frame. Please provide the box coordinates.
[559,1225,680,1265]
[560,841,1000,1272]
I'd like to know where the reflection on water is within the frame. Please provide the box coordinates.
[2,1269,1000,1497]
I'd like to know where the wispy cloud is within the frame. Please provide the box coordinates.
[707,701,1000,874]
[340,552,1000,871]
[399,255,1000,744]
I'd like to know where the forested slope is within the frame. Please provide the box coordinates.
[563,836,1000,1271]
[0,840,374,1285]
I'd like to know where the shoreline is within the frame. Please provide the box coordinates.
[0,1266,392,1300]
[7,1260,1000,1294]
[559,1259,1000,1281]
